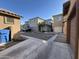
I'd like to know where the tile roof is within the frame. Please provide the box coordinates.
[0,8,22,18]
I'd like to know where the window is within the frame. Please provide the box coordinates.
[4,16,14,24]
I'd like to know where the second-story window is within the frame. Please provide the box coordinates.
[4,16,14,24]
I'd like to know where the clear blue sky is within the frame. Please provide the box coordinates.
[0,0,68,24]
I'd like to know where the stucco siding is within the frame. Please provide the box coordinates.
[70,16,76,57]
[0,15,4,23]
[11,19,20,38]
[53,26,62,33]
[63,22,67,36]
[0,15,20,39]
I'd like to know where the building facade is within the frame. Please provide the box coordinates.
[25,17,44,31]
[39,19,53,32]
[0,8,21,40]
[25,17,53,32]
[63,0,78,59]
[52,14,63,33]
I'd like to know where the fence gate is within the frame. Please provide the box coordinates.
[0,29,10,45]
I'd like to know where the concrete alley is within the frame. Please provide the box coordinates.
[0,34,72,59]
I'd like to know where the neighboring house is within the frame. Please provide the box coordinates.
[25,17,44,31]
[63,0,78,59]
[39,19,53,32]
[21,23,29,30]
[25,17,53,32]
[21,24,26,30]
[0,8,21,40]
[24,21,31,30]
[52,14,63,33]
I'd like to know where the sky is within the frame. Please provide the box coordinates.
[0,0,68,24]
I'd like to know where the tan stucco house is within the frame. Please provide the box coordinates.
[25,17,44,31]
[52,14,63,33]
[38,19,53,32]
[0,8,21,40]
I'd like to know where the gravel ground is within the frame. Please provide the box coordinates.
[54,33,67,43]
[20,32,55,40]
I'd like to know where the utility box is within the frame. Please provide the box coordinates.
[0,29,10,45]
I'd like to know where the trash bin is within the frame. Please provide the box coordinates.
[0,29,10,45]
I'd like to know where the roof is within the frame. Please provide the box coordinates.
[63,1,70,7]
[0,8,22,19]
[52,14,63,17]
[29,17,45,20]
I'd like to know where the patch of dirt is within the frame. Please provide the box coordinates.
[20,32,55,40]
[54,33,67,43]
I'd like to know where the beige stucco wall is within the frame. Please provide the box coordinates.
[27,18,44,31]
[78,39,79,59]
[63,22,67,37]
[38,19,44,24]
[70,16,76,57]
[53,26,62,33]
[63,0,77,58]
[52,14,63,33]
[52,21,62,33]
[0,15,20,39]
[63,0,76,38]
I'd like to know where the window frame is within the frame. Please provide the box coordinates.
[4,16,14,24]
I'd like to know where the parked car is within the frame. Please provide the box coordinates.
[21,29,32,32]
[26,29,32,32]
[21,29,26,32]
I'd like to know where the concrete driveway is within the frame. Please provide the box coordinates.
[0,35,72,59]
[0,36,45,59]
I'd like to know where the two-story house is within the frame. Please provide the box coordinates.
[39,19,53,32]
[0,8,21,41]
[25,17,44,31]
[52,14,63,33]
